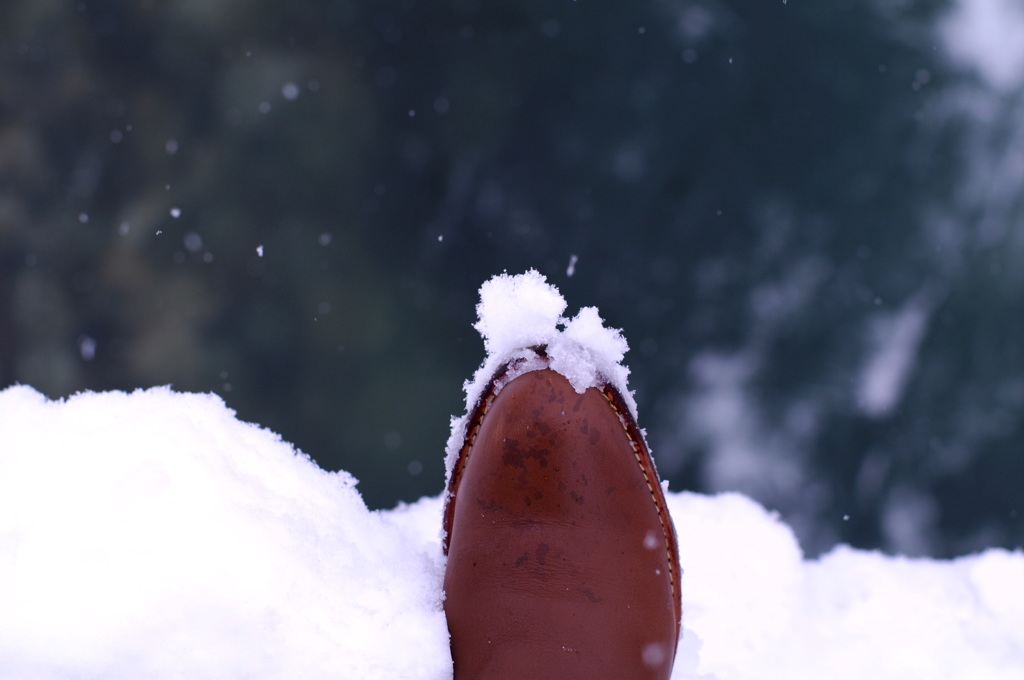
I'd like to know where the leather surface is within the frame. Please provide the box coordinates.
[444,367,680,680]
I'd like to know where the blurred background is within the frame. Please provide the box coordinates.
[1,0,1022,558]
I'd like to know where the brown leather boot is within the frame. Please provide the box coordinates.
[443,352,681,680]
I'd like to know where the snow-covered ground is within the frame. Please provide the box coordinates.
[2,271,1022,679]
[2,386,1021,680]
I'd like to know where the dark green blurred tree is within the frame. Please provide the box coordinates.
[1,0,1019,557]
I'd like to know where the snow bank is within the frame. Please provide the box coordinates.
[1,270,1022,679]
[671,492,1024,680]
[1,386,1022,680]
[0,386,449,680]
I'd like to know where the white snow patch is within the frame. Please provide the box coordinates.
[0,385,1022,679]
[669,491,1024,680]
[472,269,566,360]
[940,0,1024,91]
[683,350,808,498]
[445,270,635,480]
[857,288,936,418]
[0,386,449,680]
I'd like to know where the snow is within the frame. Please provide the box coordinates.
[940,0,1024,91]
[0,386,448,680]
[680,350,812,518]
[446,269,633,479]
[857,287,938,418]
[674,492,1024,679]
[1,271,1023,679]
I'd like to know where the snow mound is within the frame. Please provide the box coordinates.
[668,491,1024,680]
[1,289,1022,679]
[0,385,449,680]
[446,270,634,479]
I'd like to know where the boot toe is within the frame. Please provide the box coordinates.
[444,362,680,680]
